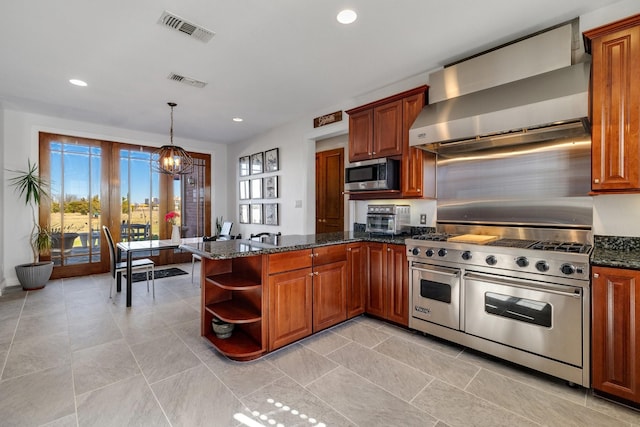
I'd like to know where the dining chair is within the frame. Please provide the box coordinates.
[192,221,234,284]
[102,225,155,298]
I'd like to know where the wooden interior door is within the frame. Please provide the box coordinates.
[315,148,344,233]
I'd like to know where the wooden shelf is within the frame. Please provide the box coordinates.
[204,329,264,361]
[205,300,261,324]
[205,272,261,290]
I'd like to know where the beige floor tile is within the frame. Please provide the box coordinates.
[266,343,338,386]
[2,332,71,380]
[67,315,123,351]
[307,366,435,426]
[0,365,74,426]
[299,329,351,355]
[39,413,78,426]
[586,393,640,425]
[330,319,390,348]
[152,300,200,326]
[115,310,171,346]
[76,375,169,427]
[152,364,245,426]
[374,335,479,389]
[412,379,539,427]
[13,311,68,343]
[130,332,201,384]
[170,318,214,354]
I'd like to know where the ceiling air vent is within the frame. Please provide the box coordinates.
[158,11,215,43]
[168,73,208,88]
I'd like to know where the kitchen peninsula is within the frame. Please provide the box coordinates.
[180,232,410,361]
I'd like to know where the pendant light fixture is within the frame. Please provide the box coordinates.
[155,102,193,176]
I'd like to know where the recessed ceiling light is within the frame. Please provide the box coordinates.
[69,79,88,87]
[232,117,243,122]
[337,9,357,24]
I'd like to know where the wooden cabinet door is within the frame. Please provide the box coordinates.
[346,243,366,318]
[373,100,403,158]
[365,242,386,318]
[386,244,409,326]
[315,149,344,233]
[592,266,640,403]
[313,261,347,332]
[348,109,373,162]
[585,16,640,191]
[268,268,313,350]
[401,93,426,197]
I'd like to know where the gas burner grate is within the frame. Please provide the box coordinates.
[411,233,452,241]
[489,239,538,248]
[529,241,592,253]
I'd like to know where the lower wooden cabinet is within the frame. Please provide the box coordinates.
[592,266,640,405]
[365,242,409,326]
[313,260,347,332]
[346,243,366,318]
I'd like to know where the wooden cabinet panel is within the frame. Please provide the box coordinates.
[585,15,640,192]
[268,249,312,275]
[347,243,366,318]
[366,243,387,318]
[313,260,347,332]
[268,267,313,350]
[373,100,403,158]
[313,244,347,266]
[386,244,409,326]
[401,93,426,197]
[592,266,640,404]
[348,109,374,162]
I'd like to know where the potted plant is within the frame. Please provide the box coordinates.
[8,160,54,290]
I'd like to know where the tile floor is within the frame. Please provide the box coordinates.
[1,262,639,427]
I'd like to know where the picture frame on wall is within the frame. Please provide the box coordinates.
[250,152,264,175]
[265,148,279,172]
[263,176,278,199]
[239,156,250,176]
[239,180,250,200]
[250,178,263,199]
[251,204,263,224]
[264,203,279,225]
[239,204,250,224]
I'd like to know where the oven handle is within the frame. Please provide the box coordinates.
[411,264,460,277]
[464,272,582,298]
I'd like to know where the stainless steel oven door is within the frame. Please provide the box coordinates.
[410,262,461,330]
[464,271,583,367]
[366,214,395,234]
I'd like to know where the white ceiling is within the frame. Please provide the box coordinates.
[0,0,623,145]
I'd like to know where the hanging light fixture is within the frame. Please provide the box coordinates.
[155,102,193,176]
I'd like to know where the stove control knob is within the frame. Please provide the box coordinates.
[411,248,420,256]
[461,251,472,260]
[535,261,550,272]
[438,248,448,257]
[561,263,576,275]
[426,249,435,257]
[485,255,497,266]
[516,257,529,268]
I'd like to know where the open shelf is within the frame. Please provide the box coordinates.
[205,300,261,324]
[204,329,264,361]
[206,272,261,290]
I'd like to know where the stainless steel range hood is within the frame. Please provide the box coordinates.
[409,22,591,156]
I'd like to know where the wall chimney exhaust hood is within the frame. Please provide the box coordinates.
[409,22,591,156]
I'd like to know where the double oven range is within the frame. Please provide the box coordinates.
[406,226,592,387]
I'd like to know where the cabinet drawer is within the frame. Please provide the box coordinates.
[268,249,312,274]
[313,244,347,266]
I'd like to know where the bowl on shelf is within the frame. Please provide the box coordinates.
[211,316,234,339]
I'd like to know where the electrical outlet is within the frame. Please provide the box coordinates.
[420,214,427,224]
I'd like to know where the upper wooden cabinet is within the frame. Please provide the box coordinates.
[584,14,640,192]
[346,85,433,199]
[591,266,640,404]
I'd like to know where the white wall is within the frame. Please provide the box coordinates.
[1,108,229,289]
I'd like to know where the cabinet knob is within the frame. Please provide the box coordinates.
[387,248,391,252]
[594,178,600,184]
[593,273,599,278]
[309,272,314,277]
[314,271,319,276]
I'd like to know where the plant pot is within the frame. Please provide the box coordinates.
[51,233,79,254]
[15,261,54,290]
[211,317,234,339]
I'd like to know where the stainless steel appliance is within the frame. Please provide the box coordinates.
[365,204,410,235]
[345,158,399,192]
[407,226,591,387]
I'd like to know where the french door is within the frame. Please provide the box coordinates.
[39,133,211,279]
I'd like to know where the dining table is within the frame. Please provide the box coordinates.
[116,237,202,307]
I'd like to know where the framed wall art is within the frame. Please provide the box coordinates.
[263,176,278,199]
[250,152,264,175]
[265,148,279,172]
[239,180,250,200]
[239,204,250,224]
[251,204,263,224]
[264,203,279,225]
[250,178,263,199]
[239,156,250,176]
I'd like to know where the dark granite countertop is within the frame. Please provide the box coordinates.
[591,235,640,271]
[180,231,411,260]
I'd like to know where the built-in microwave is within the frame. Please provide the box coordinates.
[344,158,399,192]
